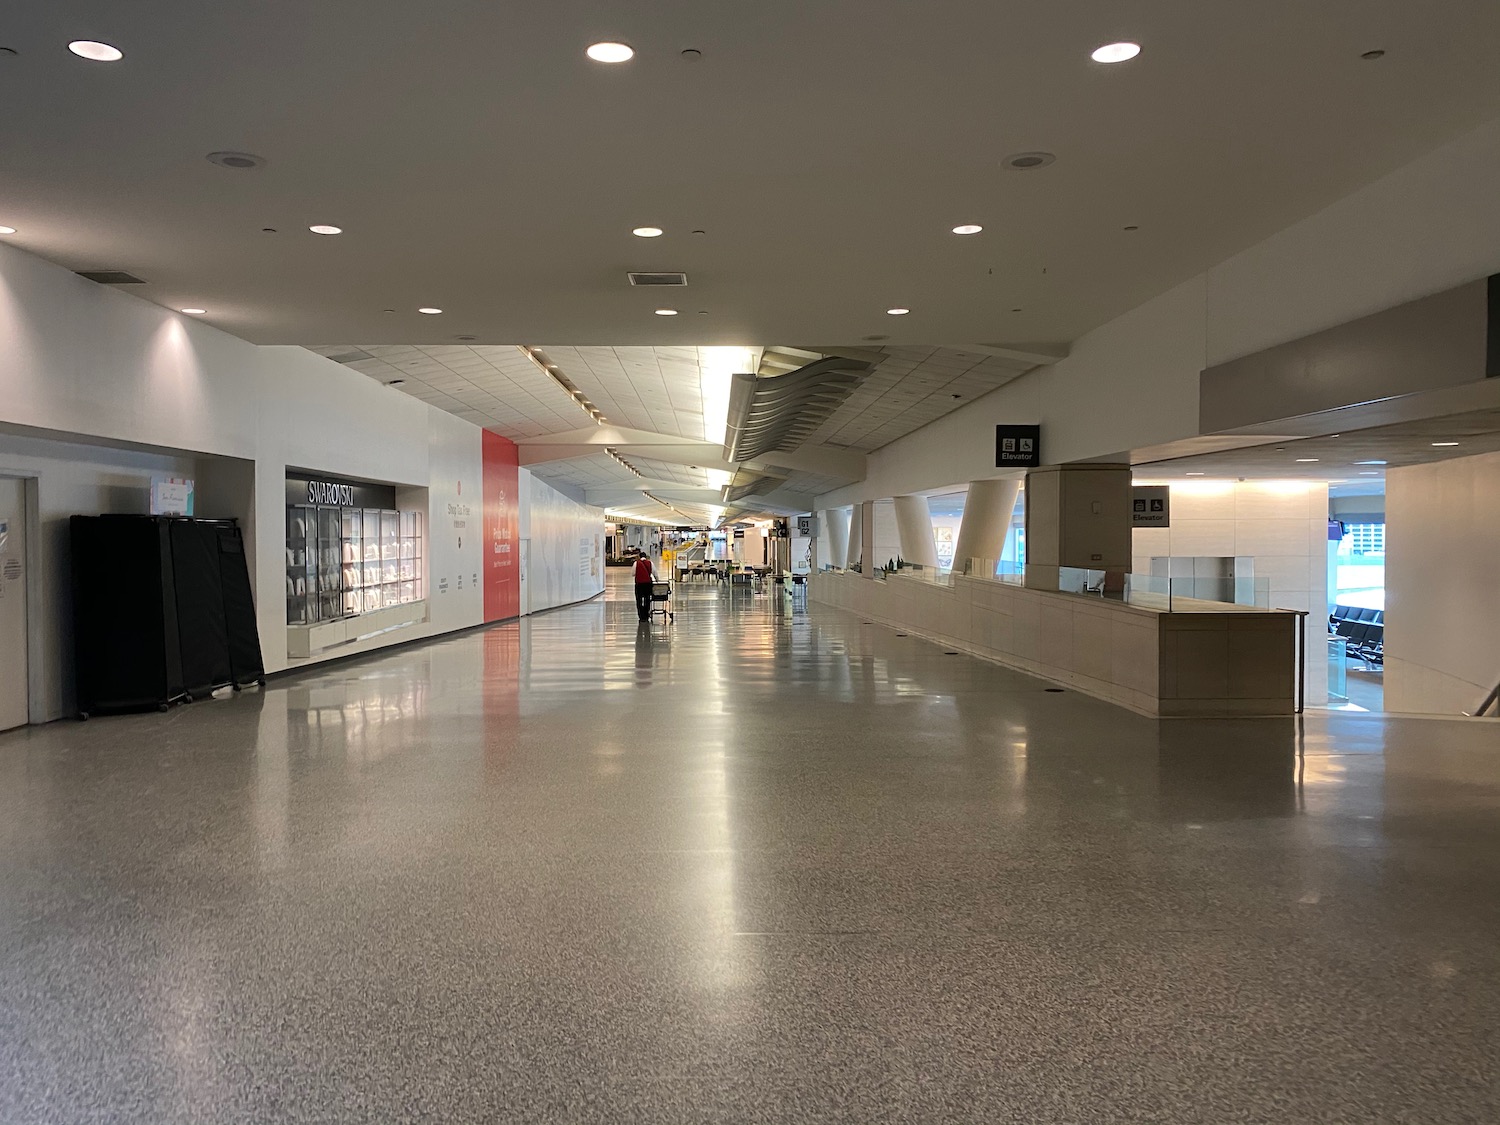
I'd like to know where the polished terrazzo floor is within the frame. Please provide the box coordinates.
[2,570,1498,1124]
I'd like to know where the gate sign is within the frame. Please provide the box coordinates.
[995,425,1041,468]
[796,515,815,538]
[1132,485,1171,527]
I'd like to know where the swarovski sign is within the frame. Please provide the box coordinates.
[307,480,357,506]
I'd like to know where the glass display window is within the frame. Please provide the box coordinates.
[287,488,427,628]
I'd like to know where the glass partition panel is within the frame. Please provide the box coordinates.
[1327,636,1349,701]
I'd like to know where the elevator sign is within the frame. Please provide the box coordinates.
[1132,485,1171,527]
[995,425,1041,468]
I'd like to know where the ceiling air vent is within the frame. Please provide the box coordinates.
[75,270,146,284]
[627,272,688,286]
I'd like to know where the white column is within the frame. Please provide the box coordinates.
[821,509,850,571]
[953,479,1020,575]
[846,503,864,569]
[893,495,939,567]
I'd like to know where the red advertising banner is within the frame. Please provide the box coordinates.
[482,430,520,621]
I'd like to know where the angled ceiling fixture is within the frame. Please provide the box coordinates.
[605,448,644,477]
[522,346,607,424]
[720,467,791,505]
[643,491,686,519]
[723,353,876,462]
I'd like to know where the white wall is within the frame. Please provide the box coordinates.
[520,469,604,615]
[1385,453,1500,715]
[1131,480,1329,705]
[820,113,1500,509]
[0,431,197,718]
[0,240,503,720]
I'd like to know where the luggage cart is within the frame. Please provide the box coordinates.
[649,580,674,622]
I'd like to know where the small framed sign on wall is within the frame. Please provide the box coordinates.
[995,425,1041,468]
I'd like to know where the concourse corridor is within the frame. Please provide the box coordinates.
[1,571,1498,1124]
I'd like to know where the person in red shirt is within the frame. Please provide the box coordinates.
[633,554,655,621]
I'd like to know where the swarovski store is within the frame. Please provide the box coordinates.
[285,472,427,657]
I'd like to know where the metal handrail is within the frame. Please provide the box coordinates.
[1276,609,1309,715]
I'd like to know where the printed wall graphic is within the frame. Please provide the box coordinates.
[482,431,521,621]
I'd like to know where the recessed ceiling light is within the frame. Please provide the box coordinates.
[1295,458,1319,462]
[952,224,983,236]
[632,226,663,238]
[207,151,266,170]
[418,307,443,314]
[388,379,405,386]
[886,307,910,316]
[1185,472,1205,477]
[68,41,123,62]
[0,226,15,235]
[309,224,342,235]
[1091,42,1142,64]
[1002,151,1056,171]
[654,308,678,316]
[586,42,634,63]
[179,308,206,315]
[1354,460,1387,465]
[1431,441,1460,447]
[1358,471,1381,476]
[1361,49,1386,61]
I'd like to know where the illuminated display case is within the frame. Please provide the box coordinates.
[285,475,424,628]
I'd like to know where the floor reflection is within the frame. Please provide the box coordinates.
[1,569,1499,1123]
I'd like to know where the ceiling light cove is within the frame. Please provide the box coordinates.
[1091,41,1141,64]
[418,307,443,315]
[886,308,911,316]
[698,346,760,446]
[586,42,634,63]
[179,308,206,315]
[308,224,343,235]
[632,226,663,238]
[68,40,122,62]
[952,224,983,236]
[654,308,678,316]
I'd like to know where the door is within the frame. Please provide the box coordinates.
[0,478,28,731]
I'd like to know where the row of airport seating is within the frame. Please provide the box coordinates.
[1330,604,1383,667]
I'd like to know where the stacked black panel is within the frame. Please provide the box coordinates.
[70,516,265,718]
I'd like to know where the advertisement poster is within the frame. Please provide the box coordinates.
[482,430,521,621]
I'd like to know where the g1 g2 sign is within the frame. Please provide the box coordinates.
[995,425,1041,468]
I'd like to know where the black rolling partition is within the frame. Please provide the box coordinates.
[71,515,264,719]
[71,515,185,716]
[215,523,265,686]
[169,519,233,696]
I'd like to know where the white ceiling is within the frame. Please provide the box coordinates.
[808,347,1037,451]
[4,2,1500,348]
[539,346,709,441]
[309,344,590,438]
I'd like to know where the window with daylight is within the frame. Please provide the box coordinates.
[1334,521,1385,609]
